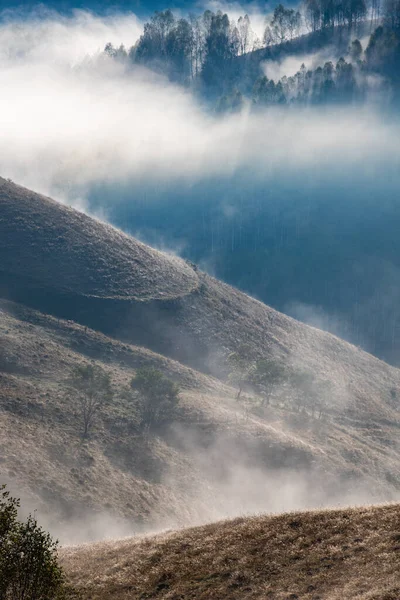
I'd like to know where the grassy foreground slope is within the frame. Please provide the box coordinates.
[62,504,400,600]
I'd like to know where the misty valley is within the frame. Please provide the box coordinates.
[0,0,400,598]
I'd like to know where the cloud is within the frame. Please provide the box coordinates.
[285,301,360,345]
[0,9,142,65]
[0,10,399,211]
[262,46,341,81]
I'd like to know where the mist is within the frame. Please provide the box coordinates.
[0,10,399,204]
[9,416,398,546]
[205,0,271,39]
[22,426,400,545]
[262,46,342,80]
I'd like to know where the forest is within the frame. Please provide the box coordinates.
[102,0,400,107]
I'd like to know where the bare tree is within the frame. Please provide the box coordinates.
[69,364,113,437]
[227,344,256,400]
[263,24,276,47]
[287,10,302,40]
[271,4,291,43]
[237,14,254,54]
[190,14,205,76]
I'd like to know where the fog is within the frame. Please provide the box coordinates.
[0,9,142,63]
[0,10,399,209]
[25,430,400,545]
[205,0,271,39]
[8,417,397,546]
[262,46,341,80]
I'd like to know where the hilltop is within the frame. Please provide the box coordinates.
[0,178,198,301]
[62,503,400,599]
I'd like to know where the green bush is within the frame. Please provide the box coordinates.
[131,367,180,432]
[0,485,65,599]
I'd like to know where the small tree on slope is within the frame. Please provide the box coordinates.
[227,344,256,400]
[250,358,286,406]
[131,367,180,433]
[69,363,113,437]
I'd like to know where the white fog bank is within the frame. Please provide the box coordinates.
[0,11,399,208]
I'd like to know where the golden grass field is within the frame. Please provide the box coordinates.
[61,503,400,600]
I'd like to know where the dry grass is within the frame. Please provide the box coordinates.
[1,297,400,538]
[61,503,400,599]
[1,178,400,425]
[1,180,400,540]
[0,177,198,300]
[0,299,234,534]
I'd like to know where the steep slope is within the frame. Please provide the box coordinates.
[0,298,234,540]
[1,297,399,542]
[62,504,400,599]
[0,178,198,301]
[1,177,400,416]
[1,179,400,539]
[0,299,323,541]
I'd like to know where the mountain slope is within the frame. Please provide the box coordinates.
[1,177,400,414]
[0,298,327,541]
[1,297,379,540]
[0,298,237,540]
[0,178,198,301]
[1,179,400,539]
[1,177,400,416]
[61,503,400,599]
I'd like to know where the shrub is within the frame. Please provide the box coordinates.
[0,485,65,599]
[250,358,286,405]
[131,367,180,432]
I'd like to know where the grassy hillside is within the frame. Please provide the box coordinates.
[61,503,400,599]
[2,176,400,400]
[1,179,400,539]
[1,296,400,540]
[0,177,198,301]
[0,298,234,539]
[0,298,325,537]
